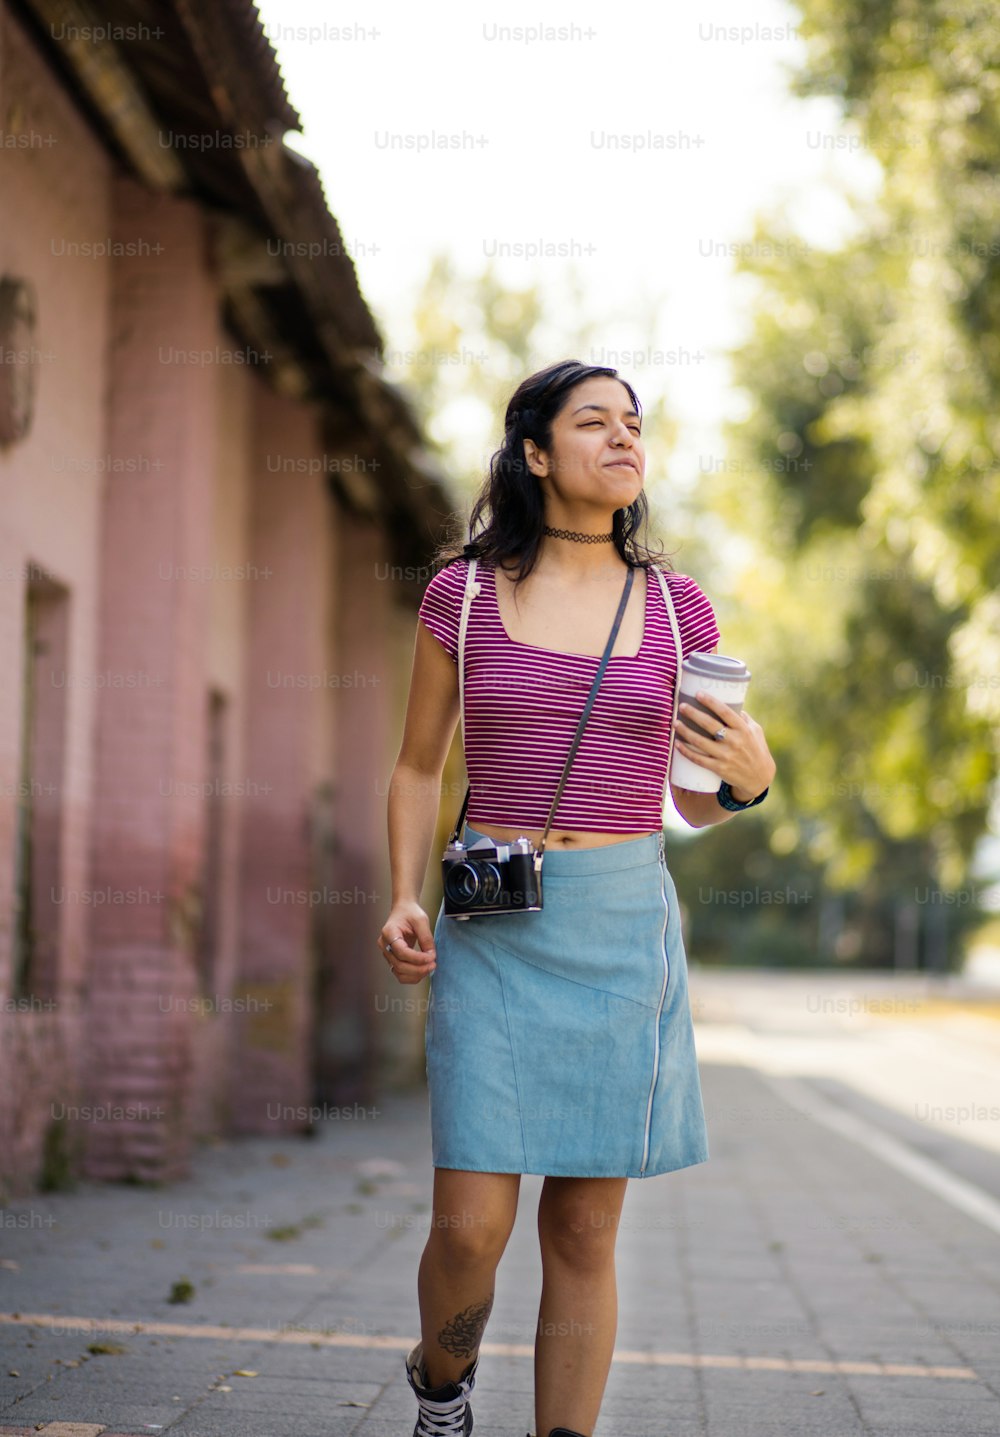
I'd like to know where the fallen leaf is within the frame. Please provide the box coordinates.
[233,1369,258,1377]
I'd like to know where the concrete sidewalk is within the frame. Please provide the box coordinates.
[1,1053,999,1436]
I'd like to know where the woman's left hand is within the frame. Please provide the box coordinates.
[674,689,776,802]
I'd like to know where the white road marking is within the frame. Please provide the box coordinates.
[758,1070,1000,1238]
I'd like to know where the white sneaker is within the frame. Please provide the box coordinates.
[405,1340,479,1437]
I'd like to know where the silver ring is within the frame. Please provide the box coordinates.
[383,940,395,956]
[714,727,726,741]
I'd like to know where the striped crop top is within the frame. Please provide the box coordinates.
[417,557,721,833]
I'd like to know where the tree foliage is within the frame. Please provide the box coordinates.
[685,0,1000,963]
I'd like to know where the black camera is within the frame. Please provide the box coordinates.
[442,835,542,919]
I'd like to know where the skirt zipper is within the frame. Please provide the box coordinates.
[640,834,671,1175]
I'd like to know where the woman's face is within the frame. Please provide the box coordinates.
[524,375,645,511]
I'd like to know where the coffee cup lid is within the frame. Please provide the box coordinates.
[681,651,750,681]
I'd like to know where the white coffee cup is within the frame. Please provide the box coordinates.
[670,653,752,793]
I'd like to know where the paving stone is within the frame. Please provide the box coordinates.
[1,1061,998,1435]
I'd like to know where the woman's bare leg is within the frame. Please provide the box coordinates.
[534,1175,629,1437]
[417,1167,522,1389]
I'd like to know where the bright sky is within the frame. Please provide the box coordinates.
[252,0,883,488]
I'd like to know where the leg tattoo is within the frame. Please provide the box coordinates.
[437,1294,494,1358]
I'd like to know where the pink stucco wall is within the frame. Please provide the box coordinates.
[0,6,427,1198]
[82,176,220,1182]
[230,383,333,1133]
[0,6,114,1188]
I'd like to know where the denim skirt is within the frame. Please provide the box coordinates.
[424,823,709,1179]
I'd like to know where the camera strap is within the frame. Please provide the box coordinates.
[448,558,482,844]
[448,557,635,858]
[534,566,633,866]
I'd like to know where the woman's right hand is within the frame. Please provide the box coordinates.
[377,902,437,985]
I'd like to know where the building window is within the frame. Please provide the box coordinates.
[12,570,69,1002]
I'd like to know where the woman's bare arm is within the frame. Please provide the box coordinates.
[376,618,462,983]
[386,618,460,908]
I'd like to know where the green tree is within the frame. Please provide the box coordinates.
[387,255,682,539]
[682,0,1000,966]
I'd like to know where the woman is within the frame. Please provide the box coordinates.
[378,359,776,1437]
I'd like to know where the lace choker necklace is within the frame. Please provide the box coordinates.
[542,525,614,544]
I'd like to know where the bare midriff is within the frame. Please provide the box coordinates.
[465,821,659,850]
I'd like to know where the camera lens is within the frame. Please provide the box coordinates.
[444,862,481,905]
[478,863,503,903]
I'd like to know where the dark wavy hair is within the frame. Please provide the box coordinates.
[431,359,673,589]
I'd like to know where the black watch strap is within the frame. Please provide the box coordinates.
[717,780,768,811]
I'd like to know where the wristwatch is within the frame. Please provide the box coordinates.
[717,780,769,811]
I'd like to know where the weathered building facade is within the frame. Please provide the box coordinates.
[0,0,454,1195]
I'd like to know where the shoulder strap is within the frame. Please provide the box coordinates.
[456,557,479,763]
[448,558,480,843]
[649,565,684,815]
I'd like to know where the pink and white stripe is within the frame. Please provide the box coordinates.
[418,558,721,832]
